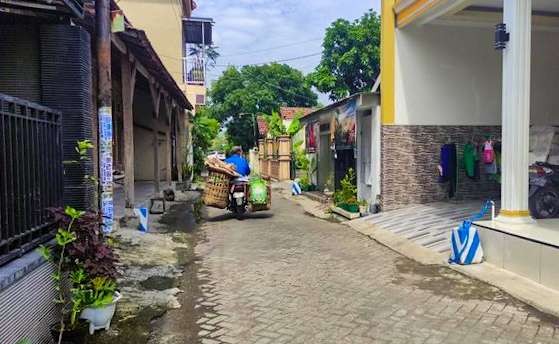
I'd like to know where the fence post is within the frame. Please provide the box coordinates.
[278,136,291,181]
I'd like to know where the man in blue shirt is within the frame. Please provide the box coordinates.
[225,146,251,177]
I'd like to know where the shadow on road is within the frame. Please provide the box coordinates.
[205,212,274,222]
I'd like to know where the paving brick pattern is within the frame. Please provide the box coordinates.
[195,197,559,344]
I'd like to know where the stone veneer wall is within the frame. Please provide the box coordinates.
[381,125,502,211]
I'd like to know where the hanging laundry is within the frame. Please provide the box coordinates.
[482,140,495,164]
[463,143,478,179]
[439,144,458,198]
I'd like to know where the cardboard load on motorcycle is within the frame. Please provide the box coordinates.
[203,157,240,209]
[249,177,271,211]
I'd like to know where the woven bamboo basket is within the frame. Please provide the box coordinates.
[203,170,231,209]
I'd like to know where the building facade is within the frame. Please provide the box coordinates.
[380,0,559,292]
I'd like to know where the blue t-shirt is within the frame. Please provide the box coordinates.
[225,154,251,176]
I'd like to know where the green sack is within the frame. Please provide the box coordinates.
[249,177,268,205]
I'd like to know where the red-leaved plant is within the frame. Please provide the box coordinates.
[48,208,119,279]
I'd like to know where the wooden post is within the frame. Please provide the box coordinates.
[96,0,113,232]
[150,82,162,194]
[175,107,185,183]
[121,56,137,209]
[164,97,173,187]
[166,128,172,186]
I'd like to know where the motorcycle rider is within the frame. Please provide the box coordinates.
[225,146,251,178]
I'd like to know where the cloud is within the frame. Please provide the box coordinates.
[195,0,380,104]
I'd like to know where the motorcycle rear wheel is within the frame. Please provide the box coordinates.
[530,186,559,219]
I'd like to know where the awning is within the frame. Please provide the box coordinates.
[0,0,84,17]
[118,28,192,110]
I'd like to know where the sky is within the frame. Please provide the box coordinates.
[194,0,381,105]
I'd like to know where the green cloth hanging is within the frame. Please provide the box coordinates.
[463,143,477,178]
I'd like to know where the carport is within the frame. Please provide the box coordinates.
[387,0,559,290]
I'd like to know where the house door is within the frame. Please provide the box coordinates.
[318,131,333,190]
[358,111,373,203]
[335,148,356,190]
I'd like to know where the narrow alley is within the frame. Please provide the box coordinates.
[174,194,559,344]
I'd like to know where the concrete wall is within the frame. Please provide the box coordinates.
[134,126,166,181]
[118,0,184,89]
[395,24,559,126]
[133,87,169,181]
[381,125,502,211]
[0,257,57,344]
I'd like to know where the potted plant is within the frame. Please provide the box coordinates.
[39,206,120,343]
[334,169,359,213]
[80,277,122,334]
[359,199,369,215]
[39,207,90,344]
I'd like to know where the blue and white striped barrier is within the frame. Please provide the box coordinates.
[449,201,491,265]
[134,208,148,232]
[292,181,302,195]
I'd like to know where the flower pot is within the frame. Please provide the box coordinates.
[342,203,359,213]
[359,205,368,215]
[80,291,122,335]
[50,321,89,344]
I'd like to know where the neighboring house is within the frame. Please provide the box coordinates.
[380,0,559,291]
[0,1,192,342]
[300,93,379,206]
[117,0,212,181]
[279,107,313,129]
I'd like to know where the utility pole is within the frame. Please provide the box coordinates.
[96,0,114,232]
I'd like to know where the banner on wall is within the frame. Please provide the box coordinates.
[306,121,318,153]
[334,99,357,149]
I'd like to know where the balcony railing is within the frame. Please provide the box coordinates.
[183,56,205,85]
[0,93,63,265]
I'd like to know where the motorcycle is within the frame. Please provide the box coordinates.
[228,181,249,219]
[529,162,559,219]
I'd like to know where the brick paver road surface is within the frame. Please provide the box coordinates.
[194,195,559,344]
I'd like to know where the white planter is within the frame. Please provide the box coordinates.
[80,291,122,335]
[359,205,368,216]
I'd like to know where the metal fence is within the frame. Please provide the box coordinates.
[183,56,205,85]
[0,93,63,265]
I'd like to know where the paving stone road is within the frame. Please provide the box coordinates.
[193,195,559,344]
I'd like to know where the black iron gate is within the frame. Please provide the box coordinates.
[0,93,63,265]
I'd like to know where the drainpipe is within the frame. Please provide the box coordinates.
[96,0,114,232]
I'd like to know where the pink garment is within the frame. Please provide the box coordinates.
[482,141,495,164]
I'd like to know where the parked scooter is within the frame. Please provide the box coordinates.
[529,162,559,219]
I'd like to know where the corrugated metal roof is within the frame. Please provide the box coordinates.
[0,0,84,17]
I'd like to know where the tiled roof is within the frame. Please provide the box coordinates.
[279,107,314,120]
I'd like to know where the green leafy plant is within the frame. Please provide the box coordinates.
[192,107,220,176]
[85,276,117,309]
[38,207,80,343]
[286,113,303,137]
[181,163,193,181]
[299,175,310,191]
[264,111,287,138]
[308,10,380,101]
[293,140,309,171]
[15,339,31,344]
[335,168,358,206]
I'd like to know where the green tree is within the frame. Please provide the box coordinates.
[207,63,318,150]
[308,10,380,101]
[192,107,220,175]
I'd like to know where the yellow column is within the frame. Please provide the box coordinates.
[381,0,396,125]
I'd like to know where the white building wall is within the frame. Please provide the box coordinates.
[395,24,559,126]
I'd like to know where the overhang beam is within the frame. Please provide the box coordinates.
[395,0,474,28]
